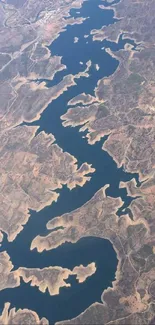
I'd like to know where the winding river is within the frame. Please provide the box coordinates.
[0,0,139,323]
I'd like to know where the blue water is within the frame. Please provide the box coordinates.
[0,237,117,324]
[0,0,139,323]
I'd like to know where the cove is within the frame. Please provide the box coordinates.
[0,0,139,324]
[0,237,117,324]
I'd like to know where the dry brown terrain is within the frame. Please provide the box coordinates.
[68,93,97,106]
[0,0,95,243]
[0,0,96,321]
[0,302,49,325]
[0,126,94,241]
[0,125,94,242]
[35,183,154,325]
[0,249,96,297]
[0,251,19,291]
[17,262,96,295]
[62,0,155,181]
[31,0,155,323]
[0,0,154,323]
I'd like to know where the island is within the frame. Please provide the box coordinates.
[17,263,96,295]
[0,249,96,296]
